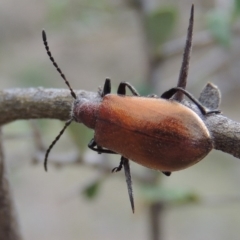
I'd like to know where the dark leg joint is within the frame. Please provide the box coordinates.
[161,87,221,116]
[117,82,140,96]
[112,158,124,173]
[88,139,117,154]
[102,78,111,97]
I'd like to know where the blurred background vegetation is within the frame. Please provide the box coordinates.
[2,0,240,239]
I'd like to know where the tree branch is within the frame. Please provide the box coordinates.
[0,88,97,125]
[1,85,240,160]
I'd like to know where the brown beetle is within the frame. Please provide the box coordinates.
[42,5,220,212]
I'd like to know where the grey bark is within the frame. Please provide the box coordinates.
[0,85,239,160]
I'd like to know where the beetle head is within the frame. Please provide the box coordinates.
[71,94,101,129]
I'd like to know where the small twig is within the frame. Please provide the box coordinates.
[174,4,194,101]
[29,120,45,152]
[0,129,22,240]
[149,203,164,240]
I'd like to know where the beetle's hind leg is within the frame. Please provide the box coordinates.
[89,139,171,178]
[161,87,221,115]
[117,82,140,96]
[88,140,135,212]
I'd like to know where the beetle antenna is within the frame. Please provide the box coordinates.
[174,4,194,101]
[44,118,73,171]
[42,30,77,100]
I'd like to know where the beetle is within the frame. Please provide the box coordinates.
[42,5,220,212]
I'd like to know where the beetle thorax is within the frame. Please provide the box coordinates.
[72,98,100,129]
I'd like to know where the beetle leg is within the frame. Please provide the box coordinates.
[88,139,101,154]
[88,139,117,154]
[102,78,111,97]
[112,158,124,172]
[162,171,171,176]
[89,142,135,212]
[117,82,140,96]
[161,87,221,115]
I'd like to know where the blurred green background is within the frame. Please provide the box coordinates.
[2,0,240,239]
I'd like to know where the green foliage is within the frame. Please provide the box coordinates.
[83,180,101,199]
[46,0,112,27]
[18,64,49,87]
[4,120,30,135]
[141,184,199,205]
[206,1,240,47]
[206,10,231,47]
[135,82,156,96]
[146,6,177,52]
[46,0,70,26]
[234,0,240,16]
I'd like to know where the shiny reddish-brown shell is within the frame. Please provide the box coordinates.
[94,94,212,172]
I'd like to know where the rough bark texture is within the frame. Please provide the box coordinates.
[0,84,239,161]
[0,88,97,125]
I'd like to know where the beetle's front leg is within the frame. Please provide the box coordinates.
[117,82,140,96]
[101,78,112,97]
[88,139,126,173]
[88,139,117,154]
